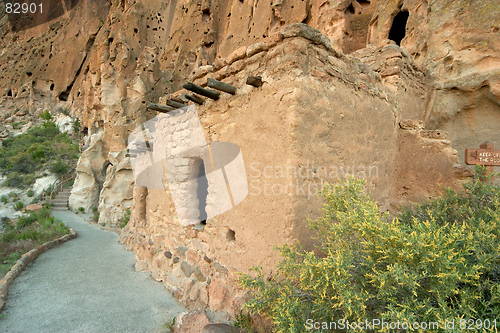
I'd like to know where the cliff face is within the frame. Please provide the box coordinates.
[1,0,499,319]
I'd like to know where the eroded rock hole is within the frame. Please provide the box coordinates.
[226,228,235,241]
[102,161,113,177]
[202,9,210,23]
[196,159,209,222]
[346,4,355,15]
[50,83,54,91]
[388,10,409,46]
[7,90,12,97]
[58,84,73,101]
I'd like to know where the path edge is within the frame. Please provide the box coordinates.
[0,228,77,313]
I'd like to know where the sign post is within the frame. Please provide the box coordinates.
[465,141,500,181]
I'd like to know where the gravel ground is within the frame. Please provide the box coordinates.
[0,211,185,333]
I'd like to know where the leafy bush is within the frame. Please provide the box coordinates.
[239,167,500,333]
[0,195,8,204]
[26,189,35,197]
[0,207,69,277]
[5,173,23,188]
[0,120,80,187]
[56,107,70,116]
[50,160,69,175]
[78,207,85,213]
[40,110,52,121]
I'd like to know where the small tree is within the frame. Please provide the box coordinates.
[239,167,500,333]
[40,110,52,121]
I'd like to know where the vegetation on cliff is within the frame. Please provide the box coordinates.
[240,167,500,332]
[0,113,80,188]
[0,208,69,278]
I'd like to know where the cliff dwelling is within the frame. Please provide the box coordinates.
[0,0,499,328]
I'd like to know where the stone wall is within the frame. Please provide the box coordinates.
[119,24,468,318]
[1,0,499,323]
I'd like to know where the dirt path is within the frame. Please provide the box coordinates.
[0,211,185,333]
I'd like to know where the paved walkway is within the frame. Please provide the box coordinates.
[0,211,185,333]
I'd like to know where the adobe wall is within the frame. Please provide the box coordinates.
[119,24,466,318]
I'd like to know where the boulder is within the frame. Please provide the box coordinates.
[24,204,43,212]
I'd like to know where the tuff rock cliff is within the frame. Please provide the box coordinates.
[1,0,499,322]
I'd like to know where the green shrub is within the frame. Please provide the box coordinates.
[50,160,69,175]
[78,207,85,213]
[239,168,500,333]
[12,122,24,130]
[56,107,70,116]
[16,207,51,229]
[120,208,131,228]
[5,173,22,188]
[21,174,35,186]
[27,143,46,160]
[1,217,11,230]
[0,208,69,277]
[19,229,41,241]
[0,195,8,204]
[26,189,35,197]
[0,121,80,186]
[72,117,81,135]
[40,110,52,121]
[13,201,24,211]
[5,173,29,188]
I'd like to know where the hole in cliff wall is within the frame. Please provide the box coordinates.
[102,161,113,177]
[202,9,210,23]
[343,0,373,54]
[7,90,12,97]
[388,10,409,46]
[50,83,54,91]
[346,4,355,15]
[226,228,235,241]
[195,158,209,222]
[58,84,72,101]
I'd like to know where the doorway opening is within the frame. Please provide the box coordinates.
[388,10,409,46]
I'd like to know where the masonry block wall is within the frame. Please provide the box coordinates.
[119,25,468,318]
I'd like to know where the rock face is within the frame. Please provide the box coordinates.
[1,0,499,321]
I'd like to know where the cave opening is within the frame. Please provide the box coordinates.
[58,84,73,101]
[388,10,409,46]
[196,158,209,224]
